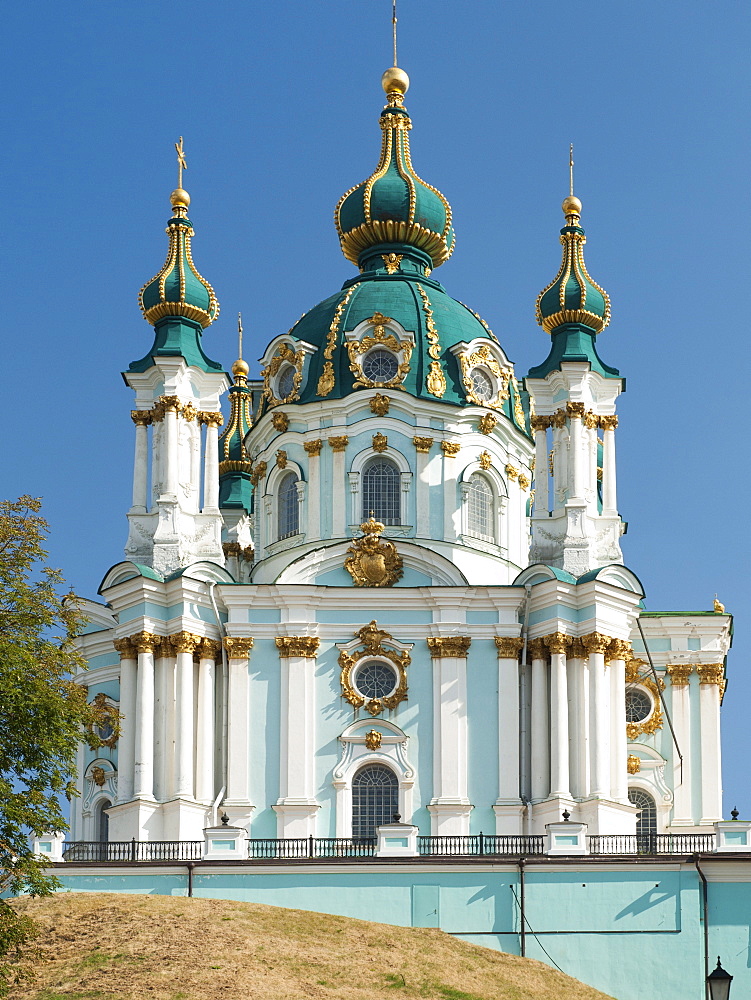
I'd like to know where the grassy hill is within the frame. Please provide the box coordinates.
[11,892,615,1000]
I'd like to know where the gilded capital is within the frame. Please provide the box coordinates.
[204,411,224,428]
[131,631,162,654]
[304,439,323,456]
[170,631,203,654]
[599,415,619,431]
[275,636,320,658]
[581,631,613,656]
[569,637,586,659]
[606,638,632,663]
[544,632,572,656]
[223,636,255,657]
[583,410,599,430]
[271,412,289,432]
[197,638,222,659]
[495,636,524,658]
[427,636,472,657]
[441,441,461,458]
[549,409,567,429]
[328,435,349,452]
[160,394,182,413]
[530,415,551,432]
[157,636,173,658]
[113,637,136,658]
[131,410,152,427]
[697,664,725,686]
[413,435,434,453]
[666,664,693,686]
[566,401,586,418]
[527,637,548,661]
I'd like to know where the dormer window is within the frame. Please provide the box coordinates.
[362,348,399,384]
[347,312,413,390]
[276,363,296,401]
[469,367,494,401]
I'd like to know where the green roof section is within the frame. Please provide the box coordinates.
[127,316,225,374]
[219,360,254,513]
[526,322,622,381]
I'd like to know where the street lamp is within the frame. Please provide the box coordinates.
[707,957,732,1000]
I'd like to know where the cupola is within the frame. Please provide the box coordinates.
[218,347,254,512]
[335,68,455,272]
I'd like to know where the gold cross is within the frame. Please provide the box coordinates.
[175,136,187,188]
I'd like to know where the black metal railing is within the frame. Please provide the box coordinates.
[59,832,717,863]
[62,840,203,862]
[588,833,716,855]
[418,835,545,856]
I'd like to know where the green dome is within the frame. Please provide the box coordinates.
[139,197,219,330]
[536,198,610,335]
[335,78,454,271]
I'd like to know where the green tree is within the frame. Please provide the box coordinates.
[0,496,103,992]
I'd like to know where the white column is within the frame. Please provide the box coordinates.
[585,633,612,798]
[304,441,322,542]
[274,637,320,837]
[551,420,568,510]
[329,436,348,536]
[195,639,218,804]
[441,443,460,541]
[698,666,724,823]
[130,414,150,512]
[414,437,432,537]
[568,406,584,501]
[150,419,163,508]
[114,640,137,804]
[532,422,549,515]
[172,632,199,799]
[601,416,618,515]
[546,634,571,799]
[495,638,523,809]
[133,633,158,799]
[153,638,171,801]
[608,642,629,803]
[202,413,221,511]
[428,637,472,835]
[568,641,589,799]
[667,665,694,824]
[529,639,549,802]
[223,637,254,807]
[162,399,179,499]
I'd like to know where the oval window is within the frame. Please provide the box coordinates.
[354,660,398,700]
[277,364,296,399]
[625,686,653,723]
[362,349,399,384]
[470,367,494,400]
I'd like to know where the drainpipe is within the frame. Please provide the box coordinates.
[695,855,709,999]
[187,862,194,898]
[518,857,526,957]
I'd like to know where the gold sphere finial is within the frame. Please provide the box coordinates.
[170,188,191,210]
[232,358,249,377]
[382,66,409,96]
[562,195,582,218]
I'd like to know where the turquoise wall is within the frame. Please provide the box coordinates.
[52,862,748,1000]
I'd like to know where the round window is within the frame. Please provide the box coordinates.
[625,686,653,723]
[277,364,296,399]
[362,349,399,384]
[470,367,494,400]
[354,660,398,700]
[96,719,115,742]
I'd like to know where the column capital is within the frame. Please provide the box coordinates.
[530,415,551,432]
[275,636,320,658]
[581,631,613,656]
[160,394,182,413]
[131,410,153,426]
[223,636,255,657]
[666,664,693,686]
[606,638,632,662]
[328,435,349,452]
[566,401,586,418]
[549,409,567,428]
[304,439,323,456]
[427,636,471,658]
[157,636,174,658]
[113,637,136,658]
[440,440,461,458]
[131,631,162,654]
[197,638,223,659]
[569,637,586,658]
[583,410,599,429]
[169,631,203,654]
[495,636,524,658]
[697,663,725,686]
[544,632,572,656]
[599,414,619,431]
[413,435,434,453]
[199,410,224,427]
[527,637,548,661]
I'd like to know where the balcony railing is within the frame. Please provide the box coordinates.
[59,832,716,863]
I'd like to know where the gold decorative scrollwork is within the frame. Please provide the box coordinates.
[348,313,412,390]
[625,659,663,739]
[338,620,410,715]
[372,433,388,453]
[478,413,497,435]
[459,345,510,410]
[505,463,519,480]
[370,393,390,416]
[479,451,492,470]
[261,342,305,407]
[627,754,641,775]
[441,441,460,458]
[344,517,403,588]
[518,474,530,491]
[382,253,403,274]
[415,283,447,398]
[272,412,289,432]
[250,461,267,487]
[365,729,383,750]
[276,450,288,469]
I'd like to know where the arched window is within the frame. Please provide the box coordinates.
[362,459,400,525]
[277,472,300,539]
[629,788,657,852]
[352,763,399,841]
[466,473,493,540]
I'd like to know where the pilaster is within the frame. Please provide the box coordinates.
[494,636,524,834]
[427,636,472,834]
[222,636,255,828]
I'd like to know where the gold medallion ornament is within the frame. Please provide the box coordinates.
[370,393,390,416]
[344,517,404,588]
[365,729,383,750]
[271,412,289,432]
[382,253,403,274]
[338,620,410,716]
[627,754,641,775]
[372,433,388,453]
[478,413,497,435]
[479,451,492,471]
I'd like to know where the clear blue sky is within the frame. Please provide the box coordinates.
[3,1,749,818]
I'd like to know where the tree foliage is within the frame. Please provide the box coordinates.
[0,497,102,991]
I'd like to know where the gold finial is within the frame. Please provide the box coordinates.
[170,136,190,213]
[562,143,582,223]
[232,312,249,380]
[713,595,726,613]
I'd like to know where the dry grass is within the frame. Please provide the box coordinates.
[11,892,615,1000]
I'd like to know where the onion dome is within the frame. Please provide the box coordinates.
[335,68,454,271]
[139,188,219,329]
[218,355,254,512]
[535,197,611,335]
